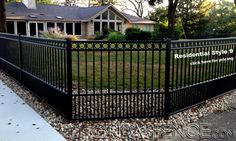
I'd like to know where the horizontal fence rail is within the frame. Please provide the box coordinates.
[0,33,235,120]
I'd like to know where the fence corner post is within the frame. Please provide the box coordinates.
[66,38,73,119]
[164,39,171,120]
[18,34,23,83]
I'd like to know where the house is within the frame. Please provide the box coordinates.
[5,0,155,39]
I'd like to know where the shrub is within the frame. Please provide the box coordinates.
[94,32,105,40]
[151,22,184,40]
[174,26,184,40]
[41,27,65,39]
[125,27,141,40]
[102,27,109,37]
[40,27,80,41]
[140,31,152,40]
[125,27,151,40]
[67,35,79,41]
[41,28,79,48]
[41,32,65,39]
[107,32,126,41]
[151,23,168,40]
[65,35,79,49]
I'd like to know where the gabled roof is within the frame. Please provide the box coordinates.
[122,13,156,24]
[87,5,131,22]
[6,2,110,21]
[6,2,155,24]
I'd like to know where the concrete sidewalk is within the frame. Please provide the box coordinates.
[0,80,67,141]
[162,96,236,141]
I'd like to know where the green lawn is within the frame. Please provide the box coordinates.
[26,45,235,90]
[71,48,235,90]
[72,51,167,90]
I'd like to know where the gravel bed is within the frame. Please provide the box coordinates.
[72,93,164,119]
[0,69,236,140]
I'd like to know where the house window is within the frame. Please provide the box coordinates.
[93,10,124,33]
[117,16,122,21]
[102,22,108,31]
[57,23,64,32]
[30,23,37,36]
[47,22,54,30]
[117,22,122,32]
[148,25,151,31]
[102,11,108,19]
[66,23,73,35]
[109,11,115,20]
[95,15,100,19]
[6,21,14,34]
[17,22,26,35]
[37,23,44,36]
[150,26,153,31]
[143,25,150,31]
[110,22,115,31]
[94,22,100,33]
[75,23,81,35]
[132,24,138,28]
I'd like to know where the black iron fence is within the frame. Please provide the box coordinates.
[0,33,71,118]
[0,33,235,120]
[71,41,167,119]
[169,39,236,114]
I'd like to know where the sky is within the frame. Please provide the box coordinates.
[53,0,236,17]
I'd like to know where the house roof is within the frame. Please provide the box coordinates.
[122,13,156,24]
[6,2,110,21]
[6,2,155,24]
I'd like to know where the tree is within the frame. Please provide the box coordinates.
[6,0,56,5]
[148,6,168,23]
[96,0,116,5]
[205,0,236,38]
[149,0,179,39]
[119,0,148,18]
[64,0,76,6]
[0,0,6,32]
[36,0,56,4]
[64,0,116,6]
[149,6,183,40]
[5,0,21,2]
[177,0,213,38]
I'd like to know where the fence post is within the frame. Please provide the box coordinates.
[66,39,73,119]
[18,34,23,83]
[164,39,171,120]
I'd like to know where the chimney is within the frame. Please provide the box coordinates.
[23,0,36,9]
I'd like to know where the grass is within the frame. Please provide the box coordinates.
[71,47,235,90]
[25,44,235,90]
[72,51,167,90]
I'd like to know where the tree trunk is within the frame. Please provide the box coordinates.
[168,6,175,39]
[168,0,178,39]
[0,0,6,32]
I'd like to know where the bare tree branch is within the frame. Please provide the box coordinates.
[121,4,140,16]
[128,0,140,13]
[119,0,147,18]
